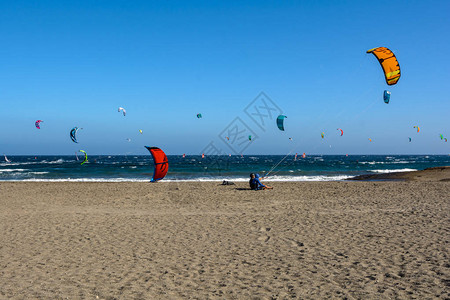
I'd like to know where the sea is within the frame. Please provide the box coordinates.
[1,155,449,182]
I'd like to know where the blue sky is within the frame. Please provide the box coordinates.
[1,0,449,155]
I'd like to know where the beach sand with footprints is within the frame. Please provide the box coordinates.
[1,168,449,298]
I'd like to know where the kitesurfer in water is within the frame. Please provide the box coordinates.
[249,173,273,190]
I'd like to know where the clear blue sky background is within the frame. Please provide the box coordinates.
[1,0,449,155]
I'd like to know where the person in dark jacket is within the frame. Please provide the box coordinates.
[249,173,273,190]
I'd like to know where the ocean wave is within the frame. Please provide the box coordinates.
[369,168,417,173]
[0,162,39,166]
[1,175,352,182]
[41,159,66,164]
[0,169,26,173]
[17,178,151,182]
[0,159,68,166]
[359,161,410,165]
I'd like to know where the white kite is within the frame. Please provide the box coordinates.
[118,107,126,116]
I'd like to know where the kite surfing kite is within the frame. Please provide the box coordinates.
[337,128,344,136]
[276,115,287,131]
[413,126,420,133]
[126,138,131,142]
[197,113,202,119]
[409,137,412,142]
[248,135,252,141]
[289,137,293,141]
[383,90,391,104]
[145,146,169,182]
[440,134,444,140]
[367,47,401,85]
[78,150,88,165]
[321,132,324,139]
[118,107,126,116]
[445,138,448,142]
[35,120,43,129]
[139,129,143,134]
[368,138,372,142]
[4,154,11,163]
[70,127,82,143]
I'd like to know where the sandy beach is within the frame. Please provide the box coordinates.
[1,171,449,299]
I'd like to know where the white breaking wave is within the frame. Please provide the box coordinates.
[0,169,26,173]
[263,175,352,181]
[1,175,352,182]
[0,159,68,166]
[359,161,411,165]
[18,178,151,182]
[369,168,417,173]
[43,159,65,164]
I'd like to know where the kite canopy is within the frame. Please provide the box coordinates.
[409,137,412,142]
[35,120,43,129]
[383,90,391,104]
[70,127,82,143]
[145,146,169,182]
[79,150,88,165]
[276,115,287,131]
[321,132,324,139]
[197,113,202,118]
[248,135,252,141]
[337,128,344,136]
[368,138,372,142]
[139,129,143,134]
[413,126,420,133]
[118,107,126,116]
[367,47,401,85]
[440,134,444,140]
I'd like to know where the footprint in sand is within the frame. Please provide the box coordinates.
[258,236,270,242]
[289,240,304,247]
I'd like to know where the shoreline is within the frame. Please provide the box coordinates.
[348,166,450,182]
[1,166,449,183]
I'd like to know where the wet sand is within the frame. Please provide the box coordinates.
[0,170,449,298]
[350,166,450,182]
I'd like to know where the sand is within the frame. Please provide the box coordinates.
[0,171,449,298]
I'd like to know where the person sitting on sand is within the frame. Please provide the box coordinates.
[249,173,257,189]
[249,173,273,190]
